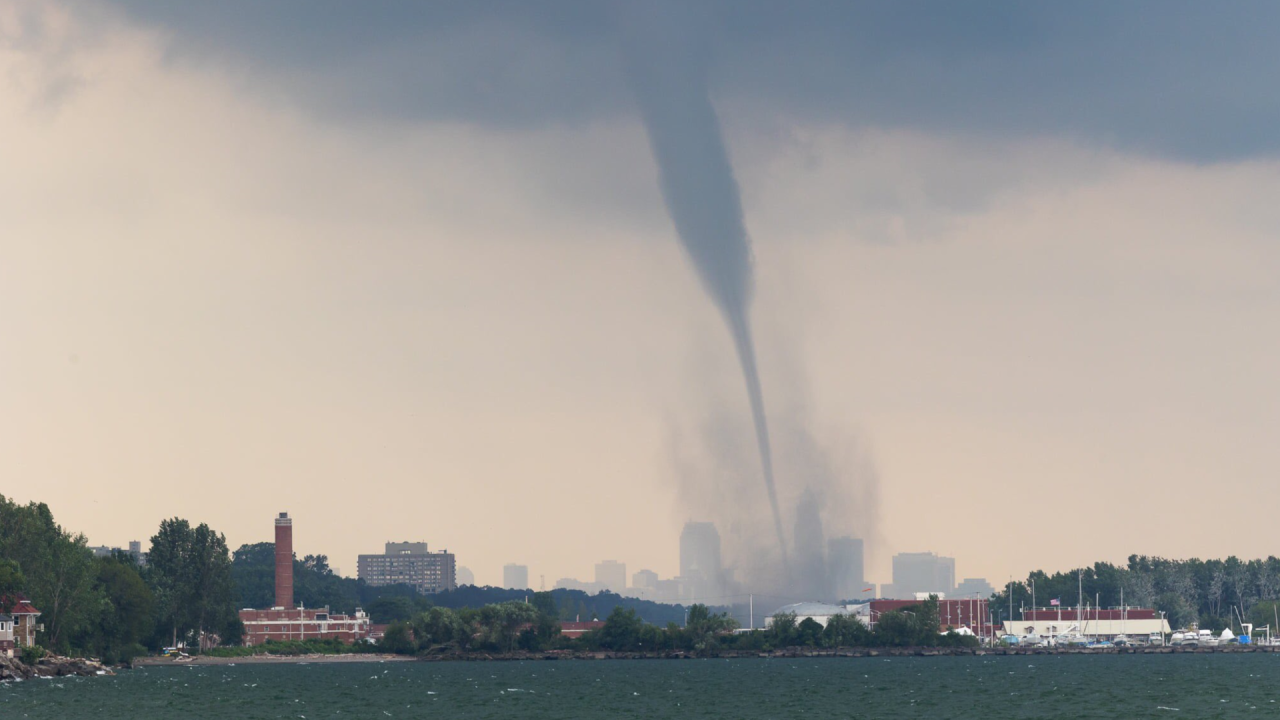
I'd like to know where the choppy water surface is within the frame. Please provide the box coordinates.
[3,654,1279,719]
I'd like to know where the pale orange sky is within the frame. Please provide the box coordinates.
[5,2,1280,592]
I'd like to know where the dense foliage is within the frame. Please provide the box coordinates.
[374,596,976,656]
[0,494,240,661]
[993,555,1280,632]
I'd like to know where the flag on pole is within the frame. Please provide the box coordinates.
[1050,598,1060,606]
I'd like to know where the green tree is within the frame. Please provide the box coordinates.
[796,617,824,646]
[230,542,276,610]
[597,606,645,651]
[871,610,919,647]
[188,523,236,650]
[78,555,155,663]
[148,518,237,650]
[767,612,798,646]
[524,592,561,650]
[412,606,468,649]
[476,601,538,652]
[684,604,738,651]
[379,621,415,654]
[1248,600,1280,632]
[821,613,870,648]
[0,559,25,613]
[149,518,193,647]
[369,596,419,624]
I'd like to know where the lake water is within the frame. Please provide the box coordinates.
[3,654,1278,719]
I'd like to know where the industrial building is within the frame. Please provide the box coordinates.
[1002,607,1171,641]
[239,605,371,646]
[764,597,993,637]
[358,541,456,594]
[238,513,370,647]
[764,602,851,628]
[852,599,992,637]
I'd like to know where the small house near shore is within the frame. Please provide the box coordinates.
[1,596,42,650]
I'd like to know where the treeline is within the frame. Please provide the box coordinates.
[375,594,978,656]
[0,495,239,663]
[994,555,1280,632]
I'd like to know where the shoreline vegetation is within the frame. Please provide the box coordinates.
[11,491,1280,680]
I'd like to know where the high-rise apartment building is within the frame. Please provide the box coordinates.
[594,560,626,592]
[680,521,723,603]
[358,541,456,594]
[504,563,529,590]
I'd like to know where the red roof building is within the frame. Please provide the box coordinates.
[559,621,605,638]
[1,595,42,649]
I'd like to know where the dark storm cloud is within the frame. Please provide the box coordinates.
[101,0,1280,160]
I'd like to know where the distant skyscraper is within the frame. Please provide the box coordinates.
[953,577,994,599]
[504,563,529,590]
[456,566,475,586]
[595,560,626,592]
[793,490,829,600]
[889,552,955,599]
[632,569,659,590]
[680,521,723,602]
[827,536,865,601]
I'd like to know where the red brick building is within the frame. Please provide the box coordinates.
[239,606,371,646]
[558,621,605,638]
[862,598,992,637]
[237,512,371,647]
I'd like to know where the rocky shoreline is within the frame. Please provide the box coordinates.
[0,655,114,682]
[9,643,1275,677]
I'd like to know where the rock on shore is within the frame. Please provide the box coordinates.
[0,655,113,681]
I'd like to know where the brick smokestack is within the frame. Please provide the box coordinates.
[274,512,293,609]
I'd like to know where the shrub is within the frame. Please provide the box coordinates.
[20,644,46,665]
